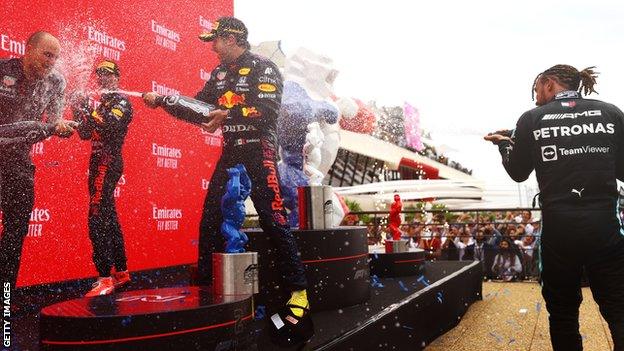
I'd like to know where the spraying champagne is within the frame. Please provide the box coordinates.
[142,92,228,132]
[74,89,226,131]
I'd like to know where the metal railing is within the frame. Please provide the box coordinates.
[245,208,543,281]
[350,208,541,281]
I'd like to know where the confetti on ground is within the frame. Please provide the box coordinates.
[426,282,611,350]
[436,292,443,304]
[489,331,503,343]
[399,281,408,292]
[371,275,384,288]
[254,305,266,320]
[519,308,528,314]
[121,316,132,327]
[417,275,430,287]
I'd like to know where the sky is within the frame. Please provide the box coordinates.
[234,0,624,198]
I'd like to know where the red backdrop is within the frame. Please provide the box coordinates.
[0,0,232,287]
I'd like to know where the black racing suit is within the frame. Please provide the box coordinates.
[74,93,132,277]
[498,91,624,351]
[159,50,307,290]
[0,58,65,290]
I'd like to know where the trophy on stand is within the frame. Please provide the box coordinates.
[385,194,407,253]
[213,164,259,296]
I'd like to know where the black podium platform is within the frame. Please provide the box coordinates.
[246,226,370,312]
[5,259,484,351]
[305,260,483,350]
[39,287,253,350]
[369,249,426,277]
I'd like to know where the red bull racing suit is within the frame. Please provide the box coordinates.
[184,50,307,290]
[497,91,624,351]
[75,92,132,277]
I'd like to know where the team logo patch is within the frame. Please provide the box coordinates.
[541,145,557,162]
[218,91,245,109]
[111,108,124,119]
[242,106,261,117]
[258,83,276,92]
[3,75,16,86]
[91,110,104,124]
[216,71,227,80]
[238,67,251,75]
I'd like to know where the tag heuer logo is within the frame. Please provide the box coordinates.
[541,145,557,162]
[3,75,16,86]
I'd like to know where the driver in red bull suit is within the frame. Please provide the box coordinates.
[143,17,310,327]
[72,61,133,297]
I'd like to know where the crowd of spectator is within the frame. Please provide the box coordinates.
[361,210,541,281]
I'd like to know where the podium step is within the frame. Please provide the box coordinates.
[369,248,427,277]
[246,226,370,312]
[39,286,253,350]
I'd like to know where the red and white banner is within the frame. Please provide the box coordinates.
[0,0,232,287]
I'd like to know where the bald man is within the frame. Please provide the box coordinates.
[0,31,74,293]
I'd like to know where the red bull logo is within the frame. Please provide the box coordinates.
[262,160,283,211]
[218,91,245,109]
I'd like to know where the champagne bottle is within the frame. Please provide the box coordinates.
[158,95,216,125]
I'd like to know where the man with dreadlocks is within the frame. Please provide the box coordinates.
[485,64,624,351]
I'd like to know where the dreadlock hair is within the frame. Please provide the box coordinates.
[531,64,599,100]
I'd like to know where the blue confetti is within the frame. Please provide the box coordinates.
[254,305,266,320]
[121,316,132,327]
[536,302,542,312]
[371,275,384,288]
[374,253,379,259]
[398,281,408,292]
[503,288,511,295]
[402,325,414,330]
[417,275,430,287]
[190,239,199,246]
[436,292,443,303]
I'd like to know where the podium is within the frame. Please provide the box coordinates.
[39,286,253,350]
[247,226,370,312]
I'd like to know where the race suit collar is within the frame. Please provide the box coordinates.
[227,50,251,69]
[555,90,581,100]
